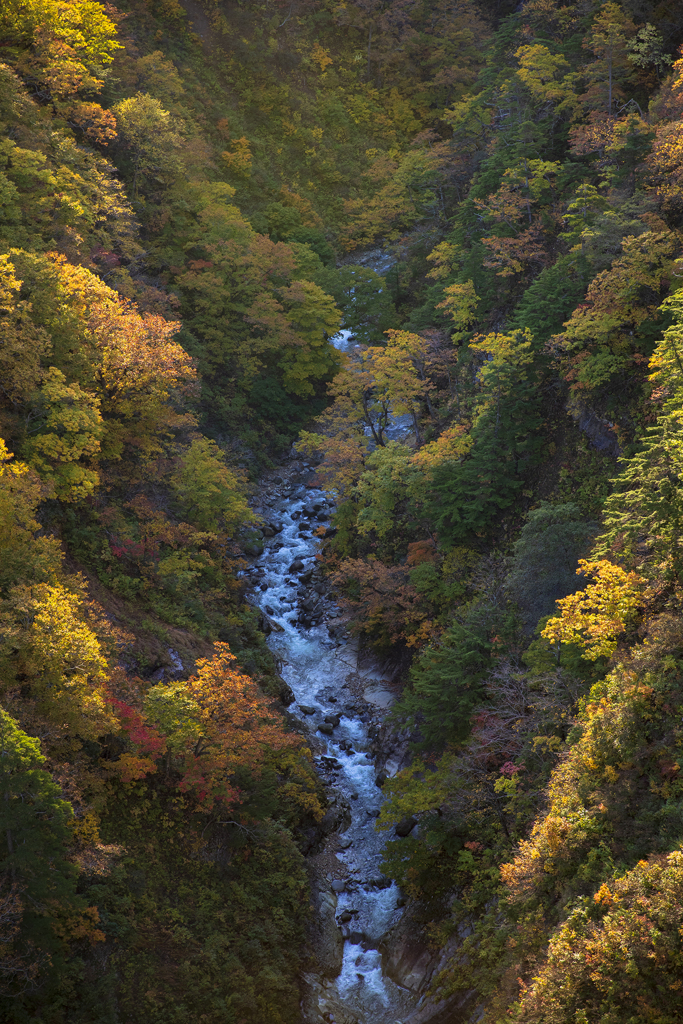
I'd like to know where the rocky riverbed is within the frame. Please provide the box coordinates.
[242,456,475,1024]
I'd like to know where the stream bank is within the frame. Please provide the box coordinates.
[243,456,475,1024]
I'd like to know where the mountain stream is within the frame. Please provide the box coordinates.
[244,333,425,1024]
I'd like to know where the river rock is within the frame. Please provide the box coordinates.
[258,612,284,636]
[338,837,353,849]
[243,542,264,556]
[289,558,305,572]
[318,722,334,735]
[261,526,275,537]
[375,771,388,788]
[324,714,340,726]
[395,815,417,838]
[330,879,346,894]
[298,704,316,715]
[338,909,354,923]
[318,791,351,834]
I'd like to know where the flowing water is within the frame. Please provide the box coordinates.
[243,326,424,1022]
[245,485,420,1023]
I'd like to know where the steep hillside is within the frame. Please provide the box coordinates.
[3,0,683,1021]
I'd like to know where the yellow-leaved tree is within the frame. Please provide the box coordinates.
[541,559,643,659]
[170,438,251,535]
[23,367,103,501]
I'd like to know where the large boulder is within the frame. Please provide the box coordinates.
[395,815,417,838]
[275,676,295,705]
[318,790,351,834]
[243,541,264,557]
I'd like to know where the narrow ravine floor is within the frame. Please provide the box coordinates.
[243,481,420,1024]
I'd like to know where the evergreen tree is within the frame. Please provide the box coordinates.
[429,330,542,546]
[0,708,85,997]
[507,502,597,629]
[597,290,683,579]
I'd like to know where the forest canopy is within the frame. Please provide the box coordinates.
[2,0,683,1020]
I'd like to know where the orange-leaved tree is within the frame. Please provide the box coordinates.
[143,644,303,814]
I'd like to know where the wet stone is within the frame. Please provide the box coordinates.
[298,705,316,715]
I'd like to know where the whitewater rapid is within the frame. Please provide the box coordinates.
[244,480,418,1023]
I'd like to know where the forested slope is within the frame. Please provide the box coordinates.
[2,0,683,1021]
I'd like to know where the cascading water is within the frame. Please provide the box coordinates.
[243,325,430,1022]
[245,482,420,1023]
[244,325,428,1015]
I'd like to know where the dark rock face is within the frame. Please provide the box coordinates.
[306,869,344,979]
[376,902,478,1022]
[317,791,352,835]
[573,404,621,458]
[395,816,417,838]
[277,678,295,705]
